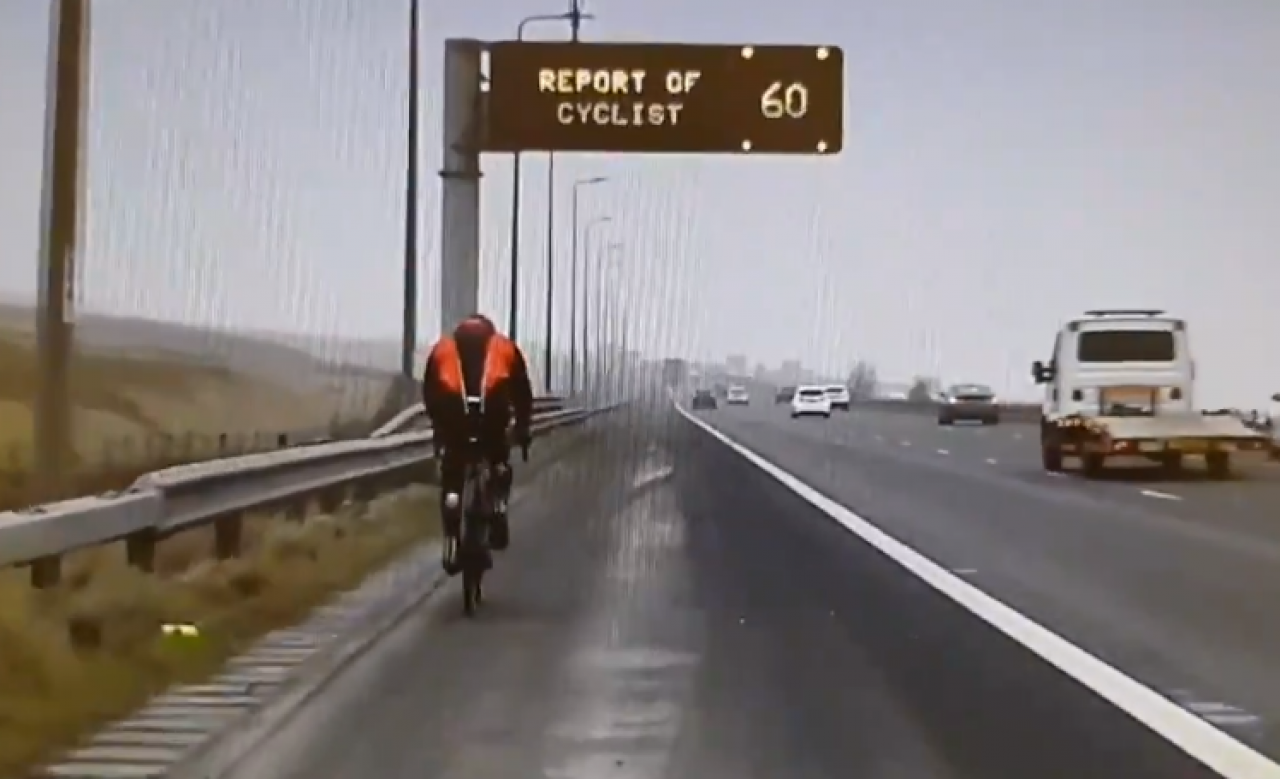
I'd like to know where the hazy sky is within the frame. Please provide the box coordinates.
[2,0,1278,403]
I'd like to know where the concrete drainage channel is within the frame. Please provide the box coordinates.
[41,546,447,779]
[35,417,611,779]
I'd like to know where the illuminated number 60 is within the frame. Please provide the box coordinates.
[760,81,809,120]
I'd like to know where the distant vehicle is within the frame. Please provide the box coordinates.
[1270,393,1280,459]
[775,385,796,404]
[824,384,851,411]
[938,383,1000,425]
[691,388,718,410]
[1031,309,1268,478]
[726,385,750,405]
[662,357,689,387]
[791,386,832,419]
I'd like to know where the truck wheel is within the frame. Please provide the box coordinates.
[1081,453,1106,478]
[1206,452,1232,480]
[1161,453,1184,476]
[1041,444,1064,473]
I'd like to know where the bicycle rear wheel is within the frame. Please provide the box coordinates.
[462,565,481,616]
[459,511,487,617]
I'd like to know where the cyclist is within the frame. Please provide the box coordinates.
[422,313,534,575]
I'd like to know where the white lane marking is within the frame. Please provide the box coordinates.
[899,440,912,447]
[986,458,998,465]
[1140,489,1183,502]
[952,568,978,576]
[1013,433,1023,440]
[937,449,950,455]
[875,435,885,442]
[675,403,1280,779]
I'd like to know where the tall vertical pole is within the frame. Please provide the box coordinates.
[508,150,521,342]
[506,12,526,346]
[565,0,580,393]
[439,40,483,337]
[569,0,582,41]
[400,0,420,383]
[568,186,579,395]
[582,234,592,396]
[34,0,90,514]
[543,152,555,393]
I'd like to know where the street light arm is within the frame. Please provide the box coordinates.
[517,12,595,39]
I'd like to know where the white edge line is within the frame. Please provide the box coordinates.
[1141,489,1184,502]
[674,402,1280,779]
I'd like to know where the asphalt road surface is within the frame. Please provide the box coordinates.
[223,401,1238,779]
[698,402,1280,761]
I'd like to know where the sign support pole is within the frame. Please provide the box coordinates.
[439,39,484,340]
[35,0,90,512]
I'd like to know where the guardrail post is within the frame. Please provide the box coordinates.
[284,501,306,522]
[215,514,243,559]
[126,528,157,572]
[31,556,62,588]
[317,487,345,514]
[353,479,379,503]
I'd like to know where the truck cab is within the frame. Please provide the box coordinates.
[1029,310,1265,477]
[1032,309,1193,420]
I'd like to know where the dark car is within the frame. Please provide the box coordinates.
[775,386,796,404]
[691,389,718,410]
[938,383,999,425]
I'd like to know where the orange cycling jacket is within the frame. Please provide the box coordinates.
[421,330,533,430]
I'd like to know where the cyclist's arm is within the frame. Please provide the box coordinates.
[509,343,535,429]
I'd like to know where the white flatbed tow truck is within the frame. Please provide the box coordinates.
[1031,309,1269,479]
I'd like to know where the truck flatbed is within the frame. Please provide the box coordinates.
[1063,413,1267,442]
[1042,412,1269,478]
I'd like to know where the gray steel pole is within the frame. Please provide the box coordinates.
[34,0,90,514]
[439,40,483,337]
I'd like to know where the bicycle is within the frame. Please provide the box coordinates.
[451,402,530,617]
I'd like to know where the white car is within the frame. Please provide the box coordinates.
[726,385,750,405]
[791,386,832,418]
[824,384,851,411]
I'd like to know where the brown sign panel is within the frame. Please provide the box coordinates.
[483,42,843,155]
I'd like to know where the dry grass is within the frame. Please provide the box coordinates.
[0,486,441,778]
[0,334,381,510]
[0,422,599,778]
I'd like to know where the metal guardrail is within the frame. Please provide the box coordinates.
[0,404,596,588]
[371,395,566,437]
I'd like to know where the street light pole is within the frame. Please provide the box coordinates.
[593,242,623,399]
[543,151,555,393]
[568,177,606,394]
[401,0,420,383]
[34,0,91,515]
[580,218,612,395]
[507,11,593,372]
